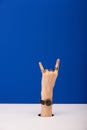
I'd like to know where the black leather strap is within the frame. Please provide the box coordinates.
[40,99,53,106]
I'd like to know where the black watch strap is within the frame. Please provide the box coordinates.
[40,99,53,106]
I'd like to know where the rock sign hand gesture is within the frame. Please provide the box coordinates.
[39,59,60,117]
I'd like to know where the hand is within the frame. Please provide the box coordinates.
[39,59,60,100]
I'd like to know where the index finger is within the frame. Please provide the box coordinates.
[55,58,60,71]
[39,62,45,73]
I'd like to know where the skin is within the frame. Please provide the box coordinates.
[39,59,60,117]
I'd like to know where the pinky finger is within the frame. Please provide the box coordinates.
[55,58,60,71]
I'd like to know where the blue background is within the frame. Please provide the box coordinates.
[0,0,87,103]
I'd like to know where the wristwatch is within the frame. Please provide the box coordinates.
[40,99,53,106]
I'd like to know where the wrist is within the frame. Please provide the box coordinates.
[40,99,53,106]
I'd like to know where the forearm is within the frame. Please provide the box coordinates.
[41,88,53,117]
[41,104,52,117]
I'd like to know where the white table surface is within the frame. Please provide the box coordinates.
[0,104,87,130]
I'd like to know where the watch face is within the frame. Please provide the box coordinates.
[46,99,52,106]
